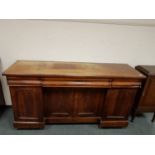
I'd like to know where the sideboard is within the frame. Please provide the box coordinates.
[3,60,145,129]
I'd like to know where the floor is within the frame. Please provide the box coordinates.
[0,107,155,135]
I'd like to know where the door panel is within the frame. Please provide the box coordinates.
[75,88,106,117]
[44,88,106,118]
[103,88,137,118]
[10,86,43,122]
[44,88,74,117]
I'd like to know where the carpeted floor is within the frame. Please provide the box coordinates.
[0,107,155,135]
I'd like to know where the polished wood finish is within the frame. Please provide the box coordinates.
[3,60,145,129]
[10,86,44,128]
[132,65,155,122]
[4,60,144,78]
[101,88,138,127]
[44,88,105,123]
[0,80,5,107]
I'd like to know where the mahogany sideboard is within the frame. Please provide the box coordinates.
[131,65,155,122]
[3,60,145,129]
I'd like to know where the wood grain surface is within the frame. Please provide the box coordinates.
[3,60,145,79]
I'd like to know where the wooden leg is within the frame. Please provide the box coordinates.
[152,113,155,122]
[130,109,136,122]
[131,115,135,122]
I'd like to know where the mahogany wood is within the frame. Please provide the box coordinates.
[3,60,145,129]
[131,65,155,122]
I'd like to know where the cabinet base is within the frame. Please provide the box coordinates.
[45,116,100,124]
[14,121,45,129]
[13,119,129,129]
[99,119,128,128]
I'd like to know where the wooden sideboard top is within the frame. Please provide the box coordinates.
[136,65,155,76]
[3,60,145,79]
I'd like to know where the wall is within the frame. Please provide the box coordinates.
[0,19,155,105]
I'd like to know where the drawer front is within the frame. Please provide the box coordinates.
[41,78,111,88]
[111,79,141,88]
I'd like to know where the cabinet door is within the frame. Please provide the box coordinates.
[75,88,106,117]
[103,88,138,119]
[44,88,106,118]
[10,86,43,122]
[44,88,74,117]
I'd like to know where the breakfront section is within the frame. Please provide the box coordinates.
[44,87,107,123]
[7,76,141,129]
[99,78,141,127]
[42,77,110,124]
[8,77,44,128]
[100,88,138,127]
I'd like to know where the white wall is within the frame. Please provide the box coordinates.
[0,20,155,105]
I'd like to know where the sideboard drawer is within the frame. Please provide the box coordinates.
[111,79,141,88]
[41,78,111,88]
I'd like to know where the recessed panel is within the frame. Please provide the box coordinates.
[43,88,106,118]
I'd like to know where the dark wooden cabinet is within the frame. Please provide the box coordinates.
[3,60,145,129]
[0,80,5,107]
[132,65,155,121]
